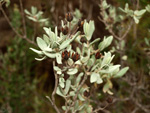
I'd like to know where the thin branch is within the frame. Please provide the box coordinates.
[99,0,133,41]
[46,96,60,113]
[92,104,109,113]
[51,61,60,113]
[121,20,134,40]
[19,0,27,36]
[0,3,36,46]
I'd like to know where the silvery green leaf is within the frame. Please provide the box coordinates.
[61,20,65,27]
[43,51,56,58]
[44,47,53,52]
[69,91,75,96]
[54,66,61,71]
[87,58,94,67]
[67,68,78,75]
[91,63,99,72]
[59,78,65,88]
[59,31,80,50]
[103,80,112,94]
[144,38,150,46]
[86,105,93,113]
[83,20,95,41]
[31,6,37,15]
[133,16,139,24]
[74,101,79,111]
[146,5,150,12]
[89,38,100,46]
[67,45,72,51]
[96,75,103,84]
[67,58,74,66]
[101,52,114,68]
[107,90,113,95]
[78,94,85,101]
[43,34,50,44]
[98,36,113,51]
[122,55,128,60]
[56,53,62,64]
[81,56,89,64]
[54,66,62,74]
[27,16,37,22]
[76,47,81,54]
[75,72,84,85]
[39,18,48,22]
[35,56,46,61]
[62,106,66,111]
[43,27,51,36]
[75,60,82,65]
[107,65,120,73]
[64,79,71,95]
[90,72,98,83]
[134,9,146,16]
[114,67,129,78]
[59,39,71,50]
[24,9,31,15]
[36,37,47,50]
[102,0,110,9]
[74,9,82,19]
[57,71,62,75]
[59,82,65,88]
[56,87,64,97]
[30,48,43,54]
[36,11,43,18]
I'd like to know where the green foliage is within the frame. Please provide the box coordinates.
[0,37,37,113]
[24,6,48,24]
[31,11,128,112]
[120,3,146,24]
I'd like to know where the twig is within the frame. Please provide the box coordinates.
[19,0,27,36]
[46,96,60,113]
[51,61,60,113]
[92,104,109,113]
[121,20,134,40]
[99,0,133,41]
[0,3,36,46]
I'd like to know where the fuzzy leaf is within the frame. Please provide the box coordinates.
[30,48,43,54]
[43,51,56,58]
[64,79,71,95]
[56,53,62,64]
[67,68,78,75]
[36,37,47,50]
[90,72,98,83]
[114,67,129,78]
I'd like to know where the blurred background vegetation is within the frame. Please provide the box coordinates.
[0,0,150,113]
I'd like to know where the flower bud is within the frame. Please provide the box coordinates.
[95,51,102,59]
[80,37,87,43]
[65,12,73,22]
[78,19,84,27]
[106,17,114,24]
[106,97,113,103]
[83,91,90,97]
[62,50,70,60]
[64,74,69,80]
[72,52,80,62]
[61,26,68,35]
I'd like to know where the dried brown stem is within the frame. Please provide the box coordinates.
[51,61,60,113]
